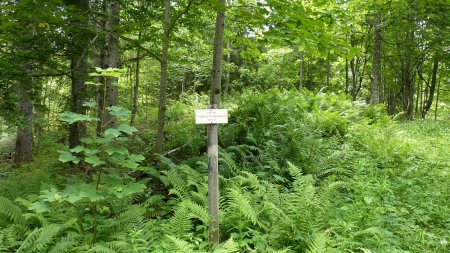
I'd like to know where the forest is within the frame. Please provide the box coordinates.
[0,0,449,252]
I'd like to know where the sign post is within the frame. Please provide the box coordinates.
[196,106,228,245]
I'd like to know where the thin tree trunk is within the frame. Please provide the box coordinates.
[345,57,349,94]
[370,13,381,104]
[326,53,331,87]
[155,0,171,154]
[208,0,226,246]
[99,0,120,131]
[299,50,304,90]
[434,72,441,120]
[422,55,439,119]
[130,31,141,126]
[416,73,421,114]
[64,0,89,148]
[15,80,33,165]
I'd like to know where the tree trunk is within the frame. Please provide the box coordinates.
[155,0,171,154]
[130,31,141,127]
[65,0,89,147]
[208,0,226,246]
[434,73,441,120]
[326,53,331,87]
[422,55,439,119]
[99,0,120,131]
[370,13,381,104]
[299,50,304,90]
[345,57,349,94]
[14,81,33,165]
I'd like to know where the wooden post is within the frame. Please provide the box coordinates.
[207,104,219,244]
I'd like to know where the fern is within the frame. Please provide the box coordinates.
[47,236,79,253]
[165,235,194,253]
[306,232,328,253]
[16,224,61,253]
[227,188,259,226]
[86,244,118,253]
[212,238,239,253]
[0,197,25,224]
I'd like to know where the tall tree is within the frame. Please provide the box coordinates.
[98,0,120,131]
[208,0,225,245]
[64,0,90,147]
[370,12,382,104]
[155,0,194,154]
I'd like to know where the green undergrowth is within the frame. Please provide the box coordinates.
[0,89,448,252]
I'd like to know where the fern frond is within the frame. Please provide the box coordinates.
[16,224,61,253]
[227,188,258,225]
[305,232,328,253]
[0,197,24,224]
[47,236,79,253]
[86,244,118,253]
[287,162,302,180]
[212,238,239,253]
[165,235,194,253]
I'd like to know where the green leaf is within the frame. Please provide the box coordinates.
[118,154,145,169]
[69,145,84,153]
[118,124,138,134]
[105,146,129,156]
[58,151,80,164]
[60,112,92,124]
[41,188,62,202]
[110,183,146,198]
[85,81,101,86]
[81,137,94,144]
[29,202,49,213]
[104,128,121,138]
[107,106,131,117]
[364,196,373,204]
[63,184,105,203]
[85,155,105,167]
[129,154,145,163]
[83,101,97,107]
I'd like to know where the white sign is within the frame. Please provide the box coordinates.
[195,109,228,124]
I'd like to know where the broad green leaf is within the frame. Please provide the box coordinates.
[85,81,101,86]
[58,151,80,164]
[84,148,100,156]
[105,146,129,156]
[60,112,92,124]
[41,188,62,202]
[107,106,131,117]
[85,155,105,167]
[119,154,145,169]
[83,101,97,107]
[110,183,146,198]
[118,124,138,134]
[81,137,94,144]
[70,145,84,153]
[64,184,105,203]
[129,154,145,163]
[29,201,49,213]
[104,128,121,138]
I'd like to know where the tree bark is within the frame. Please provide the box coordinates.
[299,50,304,90]
[65,0,89,148]
[14,81,33,165]
[208,0,226,246]
[326,53,331,87]
[370,13,381,104]
[130,31,141,127]
[99,0,120,131]
[422,54,439,119]
[154,0,171,154]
